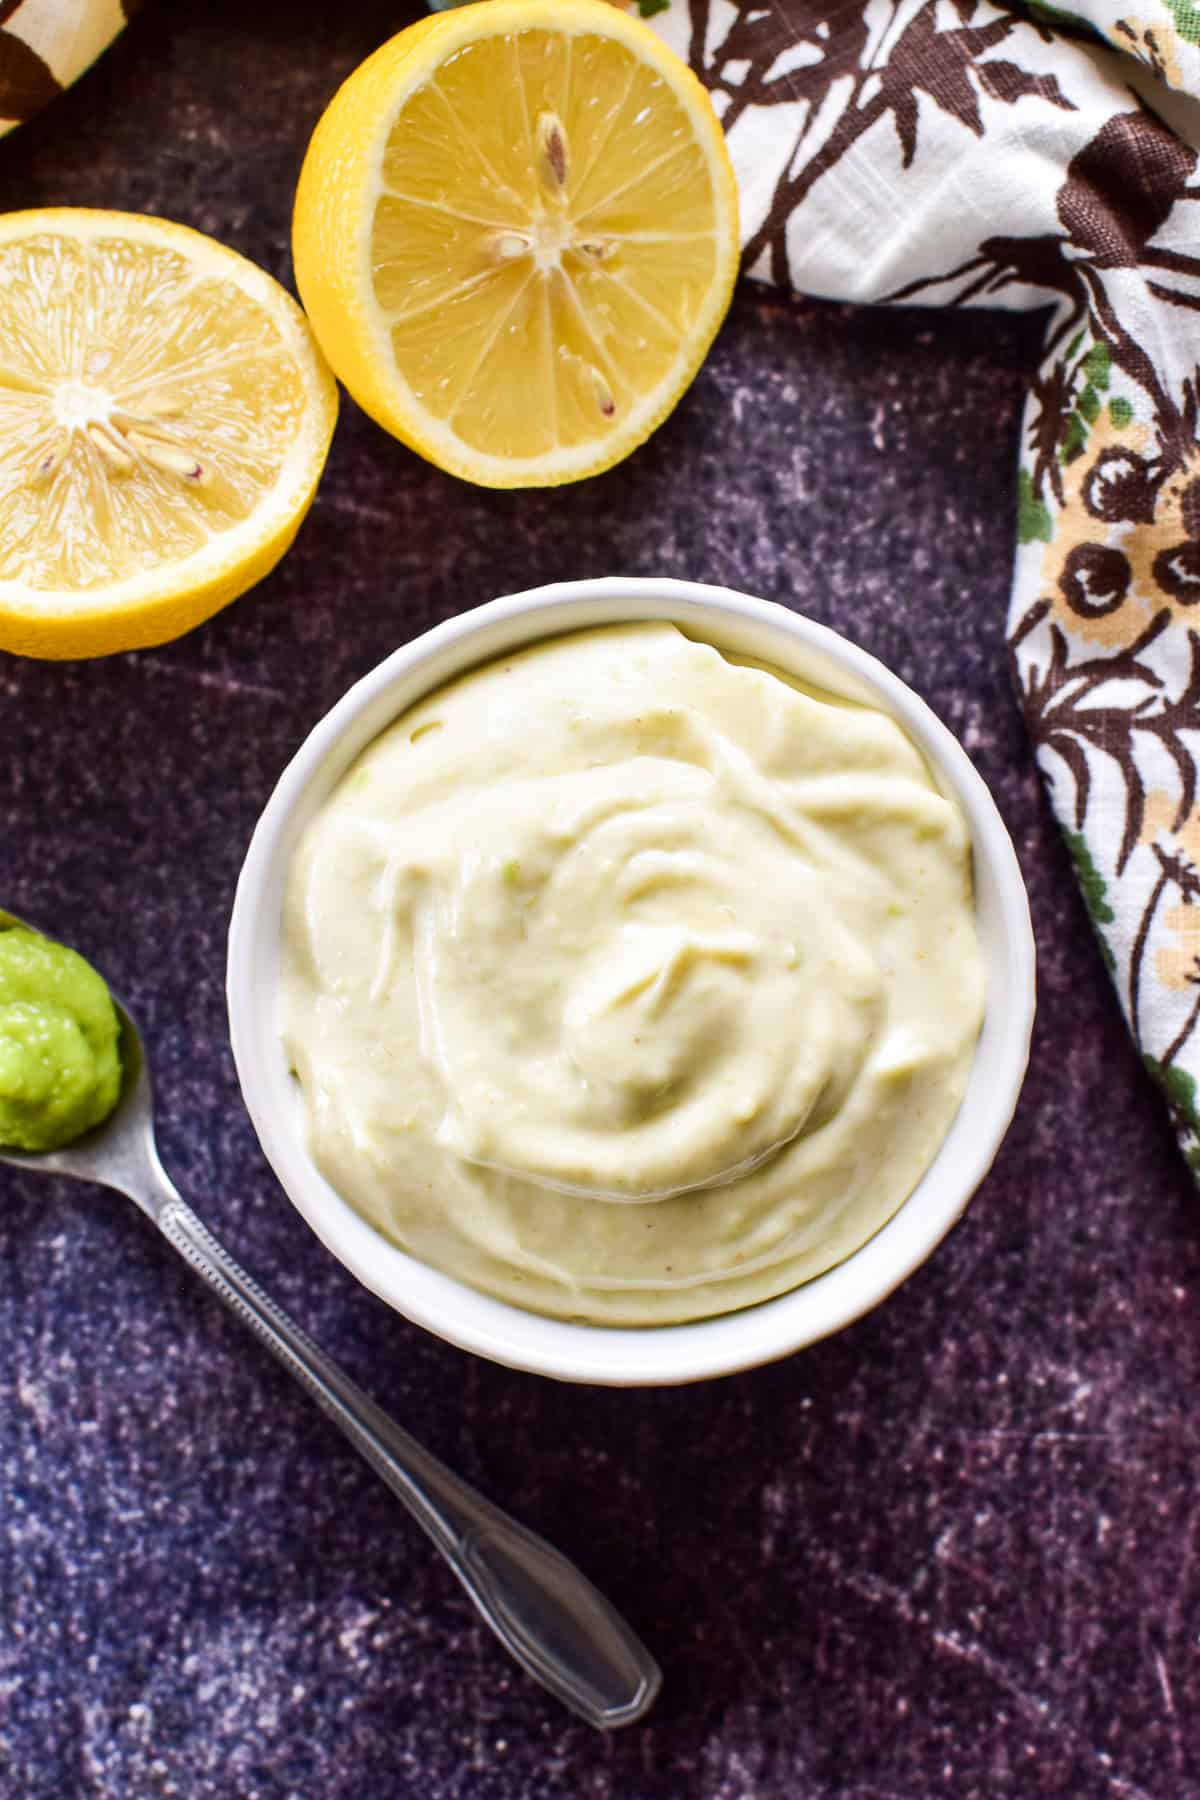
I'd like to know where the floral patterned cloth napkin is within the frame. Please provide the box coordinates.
[645,0,1200,1174]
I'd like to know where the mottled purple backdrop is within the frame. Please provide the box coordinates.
[1,3,1197,1796]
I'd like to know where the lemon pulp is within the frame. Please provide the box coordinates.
[376,30,726,461]
[0,234,306,590]
[0,210,336,659]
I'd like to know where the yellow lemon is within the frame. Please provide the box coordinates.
[292,0,739,488]
[0,209,338,660]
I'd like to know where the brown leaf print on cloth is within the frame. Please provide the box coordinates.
[691,2,1075,287]
[665,0,1200,1171]
[1014,603,1200,875]
[887,109,1198,480]
[0,0,61,122]
[1058,109,1197,270]
[0,1,134,139]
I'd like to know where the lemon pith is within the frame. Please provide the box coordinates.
[292,0,739,488]
[0,209,338,661]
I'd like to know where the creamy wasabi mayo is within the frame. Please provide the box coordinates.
[0,923,121,1151]
[281,623,984,1324]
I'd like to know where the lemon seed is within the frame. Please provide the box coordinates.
[491,232,532,261]
[588,365,616,418]
[536,111,568,189]
[87,424,134,473]
[137,392,184,419]
[128,432,204,481]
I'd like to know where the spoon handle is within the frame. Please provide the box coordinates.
[155,1197,660,1729]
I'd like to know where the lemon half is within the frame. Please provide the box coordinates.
[292,0,739,488]
[0,209,338,660]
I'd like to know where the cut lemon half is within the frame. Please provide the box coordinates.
[292,0,739,488]
[0,209,338,661]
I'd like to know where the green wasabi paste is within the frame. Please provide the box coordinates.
[0,923,122,1151]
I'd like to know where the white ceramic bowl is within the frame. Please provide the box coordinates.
[228,578,1035,1386]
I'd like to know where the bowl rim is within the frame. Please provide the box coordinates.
[227,576,1036,1385]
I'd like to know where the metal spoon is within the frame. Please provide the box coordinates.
[0,913,660,1730]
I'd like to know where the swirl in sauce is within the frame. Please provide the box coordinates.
[281,623,984,1324]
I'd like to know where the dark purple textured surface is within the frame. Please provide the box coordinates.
[2,3,1199,1795]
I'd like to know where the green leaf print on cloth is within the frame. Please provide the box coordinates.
[1018,471,1054,545]
[640,0,1200,1180]
[1065,831,1115,928]
[1165,0,1200,47]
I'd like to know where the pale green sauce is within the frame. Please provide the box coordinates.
[282,624,985,1325]
[0,925,122,1151]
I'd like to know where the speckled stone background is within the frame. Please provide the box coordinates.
[2,3,1199,1795]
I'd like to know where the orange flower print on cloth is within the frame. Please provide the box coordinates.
[1041,415,1200,652]
[1041,408,1158,653]
[633,0,1200,1178]
[1156,900,1200,996]
[1108,13,1186,90]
